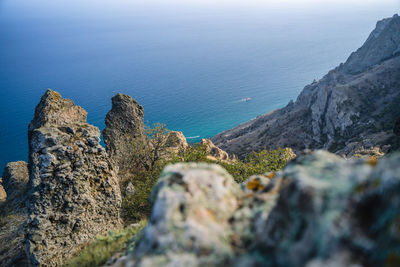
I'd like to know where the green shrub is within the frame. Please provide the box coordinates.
[121,167,163,222]
[64,220,146,267]
[219,147,290,183]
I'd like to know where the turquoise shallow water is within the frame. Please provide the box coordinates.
[0,0,398,170]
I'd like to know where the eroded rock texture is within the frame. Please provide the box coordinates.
[115,151,400,267]
[0,181,5,201]
[103,93,146,177]
[0,162,29,266]
[164,131,188,154]
[26,89,121,266]
[1,161,28,199]
[201,138,231,161]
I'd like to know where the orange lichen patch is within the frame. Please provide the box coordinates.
[195,208,216,221]
[266,172,275,179]
[50,90,61,102]
[246,179,264,191]
[366,156,378,167]
[385,251,400,267]
[205,209,216,221]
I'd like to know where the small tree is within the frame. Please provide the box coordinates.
[128,123,170,172]
[145,123,170,169]
[122,123,172,222]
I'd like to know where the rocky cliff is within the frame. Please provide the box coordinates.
[26,90,122,265]
[0,90,122,266]
[115,151,400,267]
[103,93,147,179]
[212,14,400,158]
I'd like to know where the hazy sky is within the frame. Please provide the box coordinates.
[5,0,399,10]
[82,0,400,9]
[3,0,398,20]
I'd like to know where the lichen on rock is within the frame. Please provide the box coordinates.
[114,150,400,267]
[116,163,242,266]
[26,89,122,266]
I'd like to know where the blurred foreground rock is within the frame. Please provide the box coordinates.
[116,150,400,267]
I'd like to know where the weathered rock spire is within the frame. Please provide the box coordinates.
[103,93,147,178]
[26,89,121,265]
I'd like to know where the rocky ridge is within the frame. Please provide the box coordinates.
[0,90,234,266]
[116,150,400,267]
[212,14,400,158]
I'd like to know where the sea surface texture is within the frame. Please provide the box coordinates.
[0,0,398,169]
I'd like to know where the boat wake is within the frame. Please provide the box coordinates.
[186,135,200,139]
[235,97,252,103]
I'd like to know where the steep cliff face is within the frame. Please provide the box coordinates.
[26,90,122,266]
[212,14,400,158]
[343,14,400,74]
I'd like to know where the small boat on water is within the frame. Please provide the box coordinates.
[245,97,252,102]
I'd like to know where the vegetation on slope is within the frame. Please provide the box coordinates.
[64,220,147,267]
[66,124,293,265]
[122,123,292,222]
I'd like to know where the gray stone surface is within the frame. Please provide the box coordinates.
[103,93,147,177]
[164,131,188,154]
[212,14,400,159]
[1,161,28,199]
[0,163,30,265]
[115,151,400,267]
[26,89,122,266]
[116,163,242,266]
[201,138,230,161]
[0,182,5,202]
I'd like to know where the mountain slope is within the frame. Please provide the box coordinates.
[212,14,400,158]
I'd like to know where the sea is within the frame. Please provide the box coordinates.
[0,0,398,170]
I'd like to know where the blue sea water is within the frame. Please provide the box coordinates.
[0,0,398,170]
